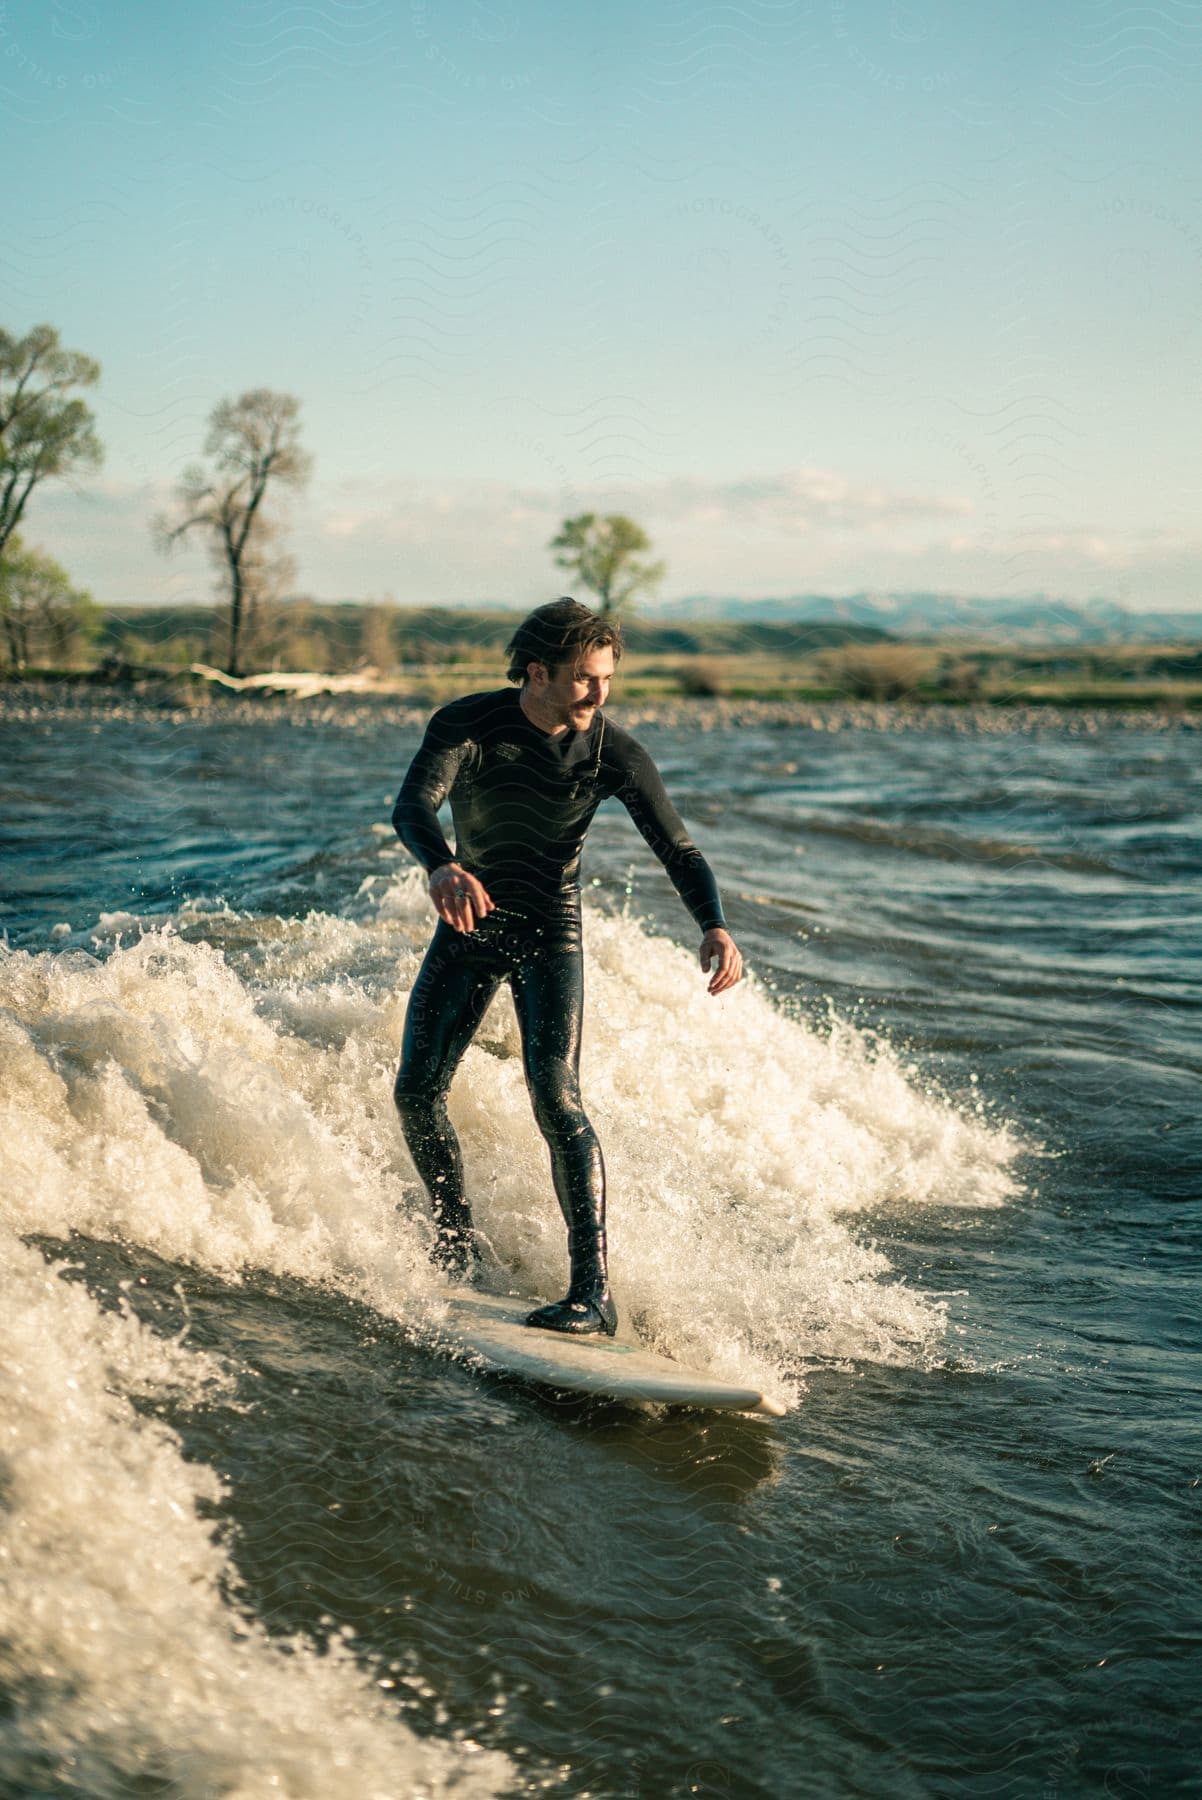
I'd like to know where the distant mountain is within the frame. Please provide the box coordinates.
[642,593,1202,644]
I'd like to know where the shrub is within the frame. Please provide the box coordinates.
[676,657,728,697]
[824,644,929,700]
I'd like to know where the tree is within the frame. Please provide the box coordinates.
[0,323,103,562]
[0,535,99,670]
[235,514,298,671]
[549,512,666,617]
[153,389,312,677]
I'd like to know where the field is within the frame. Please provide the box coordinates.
[5,604,1202,710]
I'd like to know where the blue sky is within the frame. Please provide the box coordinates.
[2,0,1200,611]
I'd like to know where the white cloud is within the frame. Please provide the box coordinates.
[306,467,974,553]
[16,469,1202,611]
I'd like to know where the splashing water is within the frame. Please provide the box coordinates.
[0,870,1021,1790]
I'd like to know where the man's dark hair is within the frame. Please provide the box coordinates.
[505,597,624,685]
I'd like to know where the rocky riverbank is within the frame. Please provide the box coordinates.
[2,676,1197,734]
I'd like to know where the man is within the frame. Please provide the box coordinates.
[391,597,742,1337]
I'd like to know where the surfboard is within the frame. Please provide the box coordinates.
[428,1286,788,1419]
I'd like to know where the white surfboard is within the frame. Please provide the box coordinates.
[427,1286,788,1419]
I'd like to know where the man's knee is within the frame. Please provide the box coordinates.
[527,1062,590,1141]
[393,1066,444,1120]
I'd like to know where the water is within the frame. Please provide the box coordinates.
[1,693,1198,1798]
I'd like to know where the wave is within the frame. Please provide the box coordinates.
[768,809,1142,878]
[0,1211,514,1797]
[0,872,1023,1784]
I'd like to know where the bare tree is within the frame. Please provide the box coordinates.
[0,323,103,563]
[0,534,98,670]
[153,389,312,676]
[549,512,666,618]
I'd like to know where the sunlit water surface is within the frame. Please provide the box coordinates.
[1,698,1198,1798]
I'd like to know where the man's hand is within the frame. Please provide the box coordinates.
[429,861,495,933]
[699,927,743,996]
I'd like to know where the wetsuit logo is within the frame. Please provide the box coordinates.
[494,742,523,761]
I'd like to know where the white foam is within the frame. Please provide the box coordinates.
[0,1221,513,1796]
[5,872,1021,1384]
[448,902,1023,1391]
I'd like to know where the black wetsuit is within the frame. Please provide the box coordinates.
[391,685,727,1329]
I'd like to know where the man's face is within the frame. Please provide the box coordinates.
[534,645,615,725]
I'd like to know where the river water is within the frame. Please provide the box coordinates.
[1,692,1198,1799]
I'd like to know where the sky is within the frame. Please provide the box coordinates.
[2,0,1200,613]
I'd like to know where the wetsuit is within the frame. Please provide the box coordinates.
[391,685,727,1332]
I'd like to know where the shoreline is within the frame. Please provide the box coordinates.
[1,675,1196,734]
